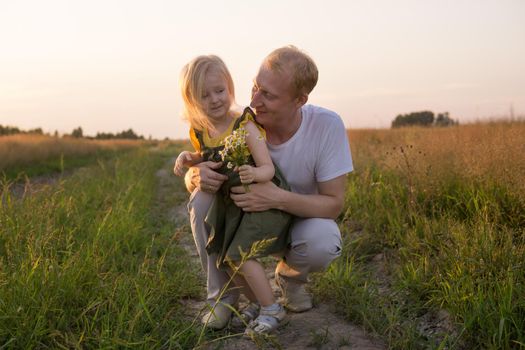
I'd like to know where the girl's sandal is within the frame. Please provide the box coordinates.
[231,302,260,329]
[243,306,286,337]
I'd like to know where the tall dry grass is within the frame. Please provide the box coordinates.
[349,121,525,196]
[0,134,143,170]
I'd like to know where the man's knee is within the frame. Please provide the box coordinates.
[288,218,342,272]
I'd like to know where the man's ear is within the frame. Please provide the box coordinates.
[295,93,308,108]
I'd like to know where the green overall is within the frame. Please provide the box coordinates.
[196,108,292,269]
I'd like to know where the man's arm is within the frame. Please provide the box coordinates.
[230,174,347,219]
[184,161,229,194]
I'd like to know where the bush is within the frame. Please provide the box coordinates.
[392,111,458,128]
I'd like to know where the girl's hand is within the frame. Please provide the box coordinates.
[237,164,255,184]
[174,151,192,176]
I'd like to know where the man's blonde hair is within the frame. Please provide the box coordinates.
[179,55,235,131]
[262,45,318,97]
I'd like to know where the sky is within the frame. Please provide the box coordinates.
[1,0,524,140]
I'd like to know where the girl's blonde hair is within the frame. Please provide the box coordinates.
[179,55,236,131]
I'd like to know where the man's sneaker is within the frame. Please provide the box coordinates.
[275,274,313,312]
[231,302,260,329]
[243,304,286,337]
[201,302,233,330]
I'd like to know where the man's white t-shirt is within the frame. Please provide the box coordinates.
[267,104,353,195]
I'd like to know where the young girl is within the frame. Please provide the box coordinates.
[174,55,292,336]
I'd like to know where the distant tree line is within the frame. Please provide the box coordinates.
[0,125,44,136]
[1,124,144,140]
[93,129,144,140]
[69,126,144,140]
[391,111,458,128]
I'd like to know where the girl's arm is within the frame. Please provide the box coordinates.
[174,151,203,176]
[237,120,274,184]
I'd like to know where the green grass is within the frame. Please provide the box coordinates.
[0,145,204,349]
[4,131,524,349]
[315,167,525,349]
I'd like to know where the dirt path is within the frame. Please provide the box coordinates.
[156,160,386,350]
[1,172,64,200]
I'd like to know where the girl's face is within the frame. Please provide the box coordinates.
[201,69,233,123]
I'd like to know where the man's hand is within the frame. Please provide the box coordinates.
[231,175,347,218]
[230,181,283,212]
[185,161,228,194]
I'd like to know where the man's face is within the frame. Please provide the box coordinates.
[250,66,299,129]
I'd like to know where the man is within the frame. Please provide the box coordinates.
[184,45,353,329]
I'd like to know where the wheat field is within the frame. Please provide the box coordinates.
[349,121,525,195]
[0,134,144,170]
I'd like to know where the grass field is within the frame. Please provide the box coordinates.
[315,121,525,349]
[0,143,203,348]
[1,121,524,349]
[0,134,145,180]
